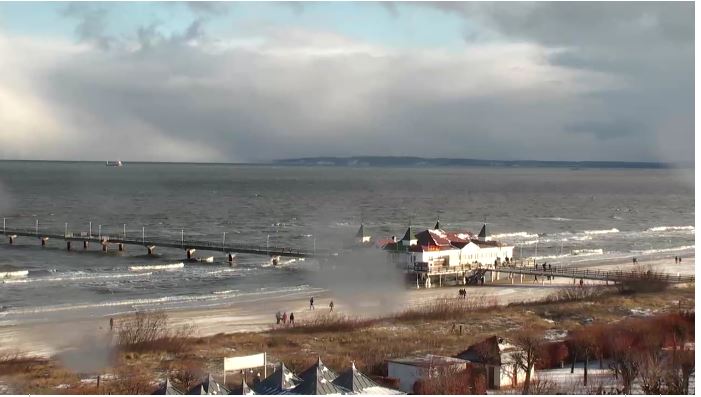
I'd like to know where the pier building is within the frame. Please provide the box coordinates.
[381,222,514,287]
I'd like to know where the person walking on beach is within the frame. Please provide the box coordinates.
[329,301,334,312]
[548,264,552,271]
[275,311,282,325]
[309,297,315,310]
[633,257,637,265]
[579,279,584,288]
[282,312,288,325]
[109,317,114,331]
[289,312,295,326]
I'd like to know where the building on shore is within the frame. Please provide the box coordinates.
[380,221,514,288]
[387,354,469,393]
[455,336,533,390]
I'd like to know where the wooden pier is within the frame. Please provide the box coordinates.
[412,263,694,288]
[1,224,336,259]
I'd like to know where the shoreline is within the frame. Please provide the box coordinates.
[0,255,694,358]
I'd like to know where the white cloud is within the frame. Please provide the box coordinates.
[0,9,690,163]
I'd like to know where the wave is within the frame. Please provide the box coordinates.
[0,270,29,279]
[584,228,620,235]
[207,269,240,275]
[3,272,152,285]
[212,289,239,295]
[646,226,694,232]
[571,249,604,256]
[569,235,592,241]
[5,285,317,315]
[631,245,695,255]
[532,248,604,261]
[129,263,184,272]
[540,217,574,222]
[490,232,539,239]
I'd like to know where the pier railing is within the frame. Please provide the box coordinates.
[1,227,336,259]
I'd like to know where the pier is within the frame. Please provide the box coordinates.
[1,222,336,259]
[413,263,694,288]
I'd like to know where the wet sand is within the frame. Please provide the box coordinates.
[0,256,693,358]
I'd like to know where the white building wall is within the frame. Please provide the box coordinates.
[388,362,427,393]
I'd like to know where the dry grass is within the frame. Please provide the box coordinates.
[271,313,378,333]
[393,296,498,322]
[0,286,693,394]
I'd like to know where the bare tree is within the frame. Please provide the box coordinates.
[511,327,544,394]
[606,330,640,394]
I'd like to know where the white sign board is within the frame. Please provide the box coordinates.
[224,353,266,372]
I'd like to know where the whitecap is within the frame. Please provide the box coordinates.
[583,228,620,235]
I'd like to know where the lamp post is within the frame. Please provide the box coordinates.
[266,234,270,254]
[35,219,38,236]
[65,222,68,237]
[123,224,126,240]
[89,221,92,238]
[222,232,226,251]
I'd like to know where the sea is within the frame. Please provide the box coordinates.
[0,161,694,325]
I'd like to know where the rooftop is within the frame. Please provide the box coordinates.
[387,354,468,368]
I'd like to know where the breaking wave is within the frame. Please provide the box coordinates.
[3,272,152,285]
[584,228,620,235]
[631,245,695,255]
[490,232,539,239]
[5,284,317,315]
[0,270,28,279]
[646,226,694,232]
[129,263,184,272]
[571,249,604,256]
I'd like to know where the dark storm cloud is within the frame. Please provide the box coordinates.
[0,2,693,163]
[427,2,694,160]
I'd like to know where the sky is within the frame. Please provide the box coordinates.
[0,1,694,163]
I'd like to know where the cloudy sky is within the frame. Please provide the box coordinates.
[0,2,694,163]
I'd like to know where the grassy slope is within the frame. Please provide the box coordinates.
[0,286,694,394]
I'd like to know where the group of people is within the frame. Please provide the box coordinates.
[535,262,554,271]
[275,311,295,326]
[675,256,683,263]
[457,288,467,299]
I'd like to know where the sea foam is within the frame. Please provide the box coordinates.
[129,263,184,271]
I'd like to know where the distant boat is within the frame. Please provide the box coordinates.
[106,160,123,167]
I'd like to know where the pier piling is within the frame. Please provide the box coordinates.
[66,241,71,251]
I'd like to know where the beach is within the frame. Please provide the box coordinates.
[1,255,692,359]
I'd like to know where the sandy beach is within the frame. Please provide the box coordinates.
[0,255,693,358]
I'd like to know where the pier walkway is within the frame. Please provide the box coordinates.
[491,265,695,284]
[1,227,336,259]
[413,263,694,288]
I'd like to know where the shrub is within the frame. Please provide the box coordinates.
[117,311,194,353]
[544,285,612,303]
[616,265,671,294]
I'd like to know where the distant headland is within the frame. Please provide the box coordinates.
[273,156,689,169]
